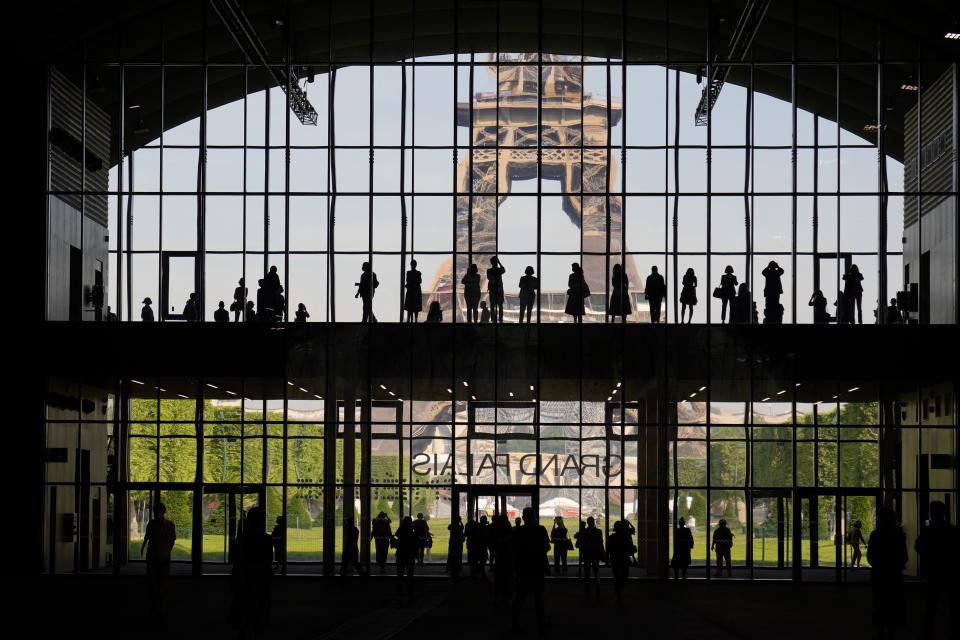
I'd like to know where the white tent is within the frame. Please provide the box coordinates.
[539,496,580,517]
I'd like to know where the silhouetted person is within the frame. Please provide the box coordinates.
[834,290,848,324]
[232,278,247,321]
[106,306,117,321]
[671,517,693,579]
[245,301,257,323]
[413,513,431,564]
[712,519,733,576]
[263,266,284,320]
[214,301,229,323]
[608,263,631,323]
[141,297,155,322]
[551,516,569,574]
[763,301,784,325]
[732,283,750,323]
[809,290,830,324]
[847,519,865,568]
[867,507,907,640]
[479,301,490,323]
[270,516,284,570]
[487,256,506,323]
[718,265,738,323]
[229,505,273,640]
[843,263,864,324]
[518,266,538,323]
[512,507,550,633]
[493,515,516,604]
[915,501,959,639]
[182,293,198,322]
[256,279,270,322]
[608,520,637,602]
[762,261,784,322]
[486,514,498,570]
[340,517,366,576]
[579,516,604,593]
[141,502,176,622]
[393,516,418,603]
[465,516,486,578]
[885,298,902,325]
[447,515,464,578]
[645,266,666,323]
[404,259,422,322]
[515,517,523,529]
[371,511,392,574]
[680,268,697,323]
[356,262,379,323]
[294,302,309,322]
[565,262,590,323]
[462,263,481,323]
[425,300,442,323]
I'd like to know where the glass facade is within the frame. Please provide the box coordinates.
[42,0,957,580]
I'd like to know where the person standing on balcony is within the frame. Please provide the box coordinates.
[356,262,379,323]
[403,259,423,322]
[487,256,506,323]
[462,263,481,323]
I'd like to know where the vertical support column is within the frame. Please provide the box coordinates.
[193,384,204,577]
[322,390,337,575]
[360,394,372,569]
[341,389,356,572]
[113,379,129,574]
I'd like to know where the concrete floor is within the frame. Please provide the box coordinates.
[34,572,955,640]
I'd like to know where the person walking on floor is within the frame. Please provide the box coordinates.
[565,262,591,323]
[518,266,539,323]
[579,516,604,594]
[717,266,738,324]
[848,519,866,568]
[843,263,864,324]
[671,517,694,579]
[371,511,393,574]
[512,507,551,634]
[867,507,907,640]
[487,256,506,323]
[446,514,464,578]
[404,259,423,322]
[231,278,247,322]
[229,505,273,640]
[607,520,637,602]
[607,263,631,323]
[680,268,697,324]
[340,517,367,576]
[550,516,570,574]
[915,500,959,639]
[356,262,379,323]
[413,512,431,564]
[712,519,734,577]
[393,516,418,605]
[141,502,176,624]
[461,263,481,323]
[645,266,666,323]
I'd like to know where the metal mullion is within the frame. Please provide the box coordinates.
[790,0,798,325]
[242,66,248,321]
[706,1,712,330]
[605,59,612,324]
[672,69,679,323]
[264,85,271,287]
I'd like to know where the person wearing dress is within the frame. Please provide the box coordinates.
[718,265,738,324]
[564,263,590,323]
[607,263,631,322]
[461,263,481,323]
[403,259,423,322]
[486,256,506,323]
[680,268,697,324]
[517,266,539,323]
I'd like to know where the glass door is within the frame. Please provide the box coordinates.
[839,494,879,582]
[201,487,263,572]
[751,491,791,579]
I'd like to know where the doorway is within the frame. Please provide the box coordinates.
[452,485,537,525]
[796,490,879,582]
[751,491,791,579]
[201,487,263,571]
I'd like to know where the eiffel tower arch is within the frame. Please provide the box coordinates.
[426,54,648,322]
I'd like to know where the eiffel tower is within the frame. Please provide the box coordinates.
[426,53,647,322]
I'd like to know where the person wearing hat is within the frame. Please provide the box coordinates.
[711,518,734,577]
[141,297,154,322]
[518,266,539,323]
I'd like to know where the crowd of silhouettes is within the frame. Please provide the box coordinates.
[133,260,904,326]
